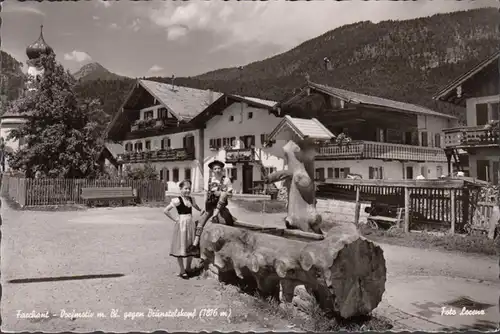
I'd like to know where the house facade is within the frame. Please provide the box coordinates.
[275,81,458,181]
[191,95,286,194]
[433,50,500,184]
[104,79,222,192]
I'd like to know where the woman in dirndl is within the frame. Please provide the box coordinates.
[163,179,202,279]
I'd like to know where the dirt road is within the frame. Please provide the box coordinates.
[1,204,497,331]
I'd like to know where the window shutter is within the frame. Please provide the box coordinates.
[344,168,350,178]
[476,103,488,126]
[421,132,428,147]
[434,133,441,148]
[379,167,383,179]
[369,167,374,179]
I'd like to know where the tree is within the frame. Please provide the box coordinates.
[123,161,158,180]
[6,53,103,178]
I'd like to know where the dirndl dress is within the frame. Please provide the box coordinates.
[169,196,198,258]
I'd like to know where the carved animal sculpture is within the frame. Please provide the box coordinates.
[265,139,322,234]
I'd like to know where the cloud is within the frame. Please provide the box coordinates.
[130,18,141,32]
[109,23,119,29]
[148,65,164,73]
[96,0,112,8]
[2,5,45,16]
[63,50,92,63]
[145,0,497,49]
[167,25,189,41]
[93,16,100,20]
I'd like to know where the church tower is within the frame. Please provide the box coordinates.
[0,25,54,172]
[25,25,54,92]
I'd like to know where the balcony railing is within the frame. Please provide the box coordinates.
[130,118,178,132]
[317,141,447,162]
[118,148,194,163]
[443,126,499,149]
[225,148,254,163]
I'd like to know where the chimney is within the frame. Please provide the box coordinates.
[207,88,214,104]
[171,75,175,90]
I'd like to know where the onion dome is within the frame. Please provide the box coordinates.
[26,25,53,60]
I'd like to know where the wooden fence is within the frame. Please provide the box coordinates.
[316,178,487,234]
[1,175,166,207]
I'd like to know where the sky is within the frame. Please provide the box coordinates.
[1,0,498,78]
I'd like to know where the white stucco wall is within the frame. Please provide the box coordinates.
[417,114,457,147]
[121,129,203,192]
[203,102,284,193]
[315,159,447,180]
[465,94,500,127]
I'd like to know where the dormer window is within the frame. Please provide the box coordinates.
[248,112,253,119]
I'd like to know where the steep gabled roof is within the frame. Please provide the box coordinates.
[190,94,278,125]
[104,79,222,139]
[433,50,500,104]
[139,80,223,121]
[280,81,456,119]
[267,115,334,142]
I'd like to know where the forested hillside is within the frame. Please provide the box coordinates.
[0,51,26,111]
[2,7,499,125]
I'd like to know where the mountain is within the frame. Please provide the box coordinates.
[148,7,500,124]
[72,62,127,82]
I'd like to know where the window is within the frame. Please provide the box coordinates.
[334,168,340,178]
[134,142,143,152]
[184,168,191,180]
[406,166,413,179]
[369,167,383,179]
[229,115,234,122]
[420,166,428,178]
[327,167,334,178]
[161,137,171,149]
[342,167,351,178]
[420,132,428,147]
[476,103,488,126]
[125,143,133,152]
[231,137,236,146]
[159,169,164,180]
[491,103,499,121]
[248,112,253,119]
[165,169,170,181]
[173,168,179,182]
[158,108,168,119]
[145,140,151,151]
[144,110,154,120]
[434,133,441,148]
[216,138,222,148]
[264,167,277,176]
[230,167,237,181]
[241,135,255,148]
[315,168,325,181]
[436,166,443,178]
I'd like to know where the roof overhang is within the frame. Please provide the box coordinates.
[190,94,278,126]
[433,50,500,105]
[267,115,334,143]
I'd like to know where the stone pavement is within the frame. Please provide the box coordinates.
[374,276,500,331]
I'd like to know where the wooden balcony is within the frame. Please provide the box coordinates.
[317,141,447,162]
[225,148,254,163]
[443,126,499,149]
[131,118,178,132]
[118,148,194,164]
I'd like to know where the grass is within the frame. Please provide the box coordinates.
[244,288,392,331]
[231,199,287,214]
[359,224,499,256]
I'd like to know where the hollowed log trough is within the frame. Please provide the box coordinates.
[200,220,387,319]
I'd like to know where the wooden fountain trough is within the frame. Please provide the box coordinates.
[200,219,387,319]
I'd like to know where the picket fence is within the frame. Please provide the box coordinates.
[1,175,166,207]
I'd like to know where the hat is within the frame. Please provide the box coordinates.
[208,159,225,169]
